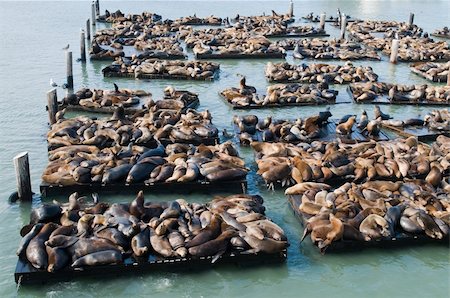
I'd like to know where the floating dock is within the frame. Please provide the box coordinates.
[195,52,286,59]
[347,86,450,106]
[381,124,450,142]
[40,179,247,197]
[287,194,449,253]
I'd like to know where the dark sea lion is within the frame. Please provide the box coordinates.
[50,225,76,238]
[46,246,70,272]
[343,223,366,241]
[126,157,165,183]
[17,223,44,256]
[137,143,166,162]
[26,223,59,269]
[84,202,110,214]
[238,231,288,254]
[131,227,150,256]
[72,250,122,267]
[188,230,237,261]
[185,214,221,248]
[102,164,133,184]
[149,229,174,257]
[30,204,62,224]
[95,227,129,249]
[206,168,247,182]
[130,190,145,218]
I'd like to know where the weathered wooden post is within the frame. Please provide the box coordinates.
[408,13,414,27]
[91,2,96,26]
[47,89,58,125]
[66,51,74,89]
[80,30,86,62]
[390,39,399,63]
[86,19,91,41]
[340,14,347,40]
[14,152,32,201]
[95,0,100,17]
[288,0,294,17]
[319,13,326,31]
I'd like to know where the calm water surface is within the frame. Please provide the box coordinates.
[0,1,449,297]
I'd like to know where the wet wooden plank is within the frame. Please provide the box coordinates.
[40,179,247,197]
[381,124,450,142]
[15,249,286,285]
[195,52,286,59]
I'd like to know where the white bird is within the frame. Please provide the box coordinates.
[50,78,58,87]
[49,78,68,89]
[62,44,70,51]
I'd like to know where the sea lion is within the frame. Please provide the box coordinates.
[131,227,150,256]
[149,228,174,257]
[238,230,289,254]
[168,230,188,257]
[72,250,122,267]
[26,223,59,269]
[46,246,70,272]
[17,223,44,256]
[336,116,356,135]
[188,230,237,261]
[374,105,391,120]
[359,214,390,240]
[310,214,343,252]
[185,214,221,248]
[30,204,62,224]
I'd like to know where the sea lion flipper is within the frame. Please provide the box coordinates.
[211,249,226,264]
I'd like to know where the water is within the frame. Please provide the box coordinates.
[0,0,449,297]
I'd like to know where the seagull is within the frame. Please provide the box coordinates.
[50,78,58,87]
[62,44,70,51]
[49,78,68,89]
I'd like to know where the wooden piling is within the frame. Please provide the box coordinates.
[95,0,100,17]
[80,31,86,62]
[91,2,96,26]
[408,13,414,27]
[86,19,91,41]
[288,0,294,17]
[13,152,32,201]
[340,14,347,40]
[66,51,74,89]
[319,13,326,30]
[390,39,400,63]
[47,88,58,125]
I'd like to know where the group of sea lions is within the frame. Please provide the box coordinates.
[102,58,220,80]
[348,20,450,62]
[62,84,151,109]
[432,27,450,38]
[252,135,449,189]
[42,141,247,186]
[220,77,337,107]
[286,178,449,253]
[174,15,222,26]
[98,10,162,24]
[350,82,450,103]
[233,112,332,145]
[265,61,378,83]
[91,36,186,61]
[179,27,285,58]
[17,192,288,271]
[62,85,197,112]
[280,38,380,60]
[410,62,449,82]
[47,106,218,150]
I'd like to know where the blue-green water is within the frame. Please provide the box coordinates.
[0,1,449,297]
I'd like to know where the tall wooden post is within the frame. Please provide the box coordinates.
[288,0,294,17]
[319,13,326,30]
[95,0,100,17]
[80,31,86,62]
[340,14,347,40]
[47,89,58,125]
[408,13,414,27]
[66,51,74,89]
[14,152,32,201]
[447,69,450,86]
[390,39,399,63]
[86,19,91,41]
[91,2,96,26]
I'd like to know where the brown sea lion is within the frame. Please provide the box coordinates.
[335,116,356,135]
[71,250,122,267]
[26,223,59,269]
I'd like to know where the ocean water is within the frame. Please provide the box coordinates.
[0,0,449,297]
